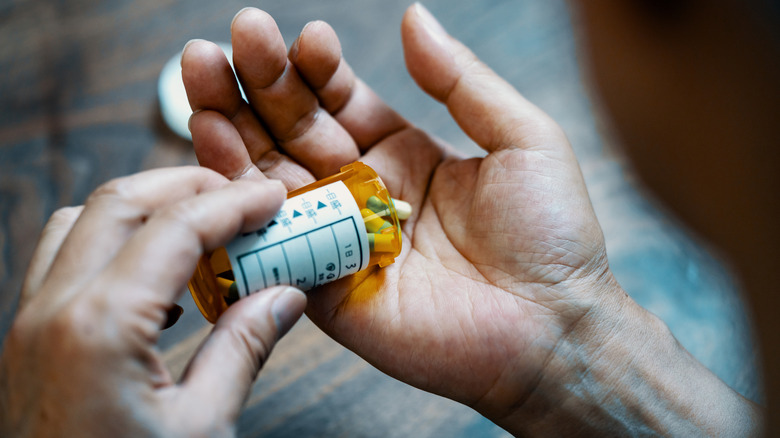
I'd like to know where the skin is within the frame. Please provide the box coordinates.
[0,2,771,436]
[572,0,779,432]
[183,4,613,419]
[0,169,307,437]
[180,4,758,435]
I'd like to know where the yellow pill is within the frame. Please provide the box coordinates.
[216,277,239,302]
[216,276,233,292]
[368,233,396,252]
[362,208,392,233]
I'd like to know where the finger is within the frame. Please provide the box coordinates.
[19,206,83,308]
[188,109,264,181]
[41,167,231,298]
[97,178,286,310]
[181,40,278,180]
[188,109,316,190]
[289,20,409,150]
[178,286,306,421]
[401,4,569,154]
[289,18,449,209]
[231,8,360,178]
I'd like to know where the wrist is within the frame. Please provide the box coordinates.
[490,276,763,436]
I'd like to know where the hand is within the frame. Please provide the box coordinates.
[181,4,621,419]
[0,168,307,437]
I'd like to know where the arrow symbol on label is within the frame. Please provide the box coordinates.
[317,201,327,209]
[268,220,277,227]
[292,210,302,218]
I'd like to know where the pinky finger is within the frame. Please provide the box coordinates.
[19,206,84,308]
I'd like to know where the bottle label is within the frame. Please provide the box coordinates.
[226,181,369,297]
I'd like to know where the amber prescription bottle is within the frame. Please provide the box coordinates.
[188,162,404,323]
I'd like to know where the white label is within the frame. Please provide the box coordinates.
[227,181,369,297]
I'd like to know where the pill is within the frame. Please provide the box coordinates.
[368,233,396,252]
[216,276,232,290]
[216,277,239,303]
[367,196,389,214]
[391,198,413,220]
[368,195,413,220]
[362,208,392,233]
[227,282,239,303]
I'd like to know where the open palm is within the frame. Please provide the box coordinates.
[182,5,615,418]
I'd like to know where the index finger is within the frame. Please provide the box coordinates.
[40,167,231,303]
[96,178,286,313]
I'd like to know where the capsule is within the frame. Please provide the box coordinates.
[391,199,413,220]
[216,277,239,304]
[368,195,413,220]
[362,208,393,233]
[368,233,397,252]
[367,196,389,215]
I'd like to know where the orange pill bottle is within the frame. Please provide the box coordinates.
[187,162,402,322]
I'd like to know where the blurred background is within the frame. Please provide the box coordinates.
[0,0,760,436]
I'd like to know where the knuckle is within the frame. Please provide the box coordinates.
[501,117,566,151]
[46,298,109,353]
[521,115,565,139]
[48,302,84,336]
[160,197,195,220]
[156,199,199,232]
[86,176,137,207]
[146,199,210,253]
[46,206,82,228]
[6,310,36,351]
[91,177,127,199]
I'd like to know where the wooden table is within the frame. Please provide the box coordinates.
[0,0,761,435]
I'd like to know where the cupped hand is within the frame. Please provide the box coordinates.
[182,4,622,420]
[0,168,306,437]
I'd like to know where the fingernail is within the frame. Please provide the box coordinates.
[162,304,184,330]
[271,287,307,338]
[231,7,254,30]
[182,38,202,55]
[181,39,203,68]
[289,21,313,60]
[414,3,448,39]
[289,36,301,61]
[187,109,202,133]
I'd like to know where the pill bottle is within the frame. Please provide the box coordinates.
[188,161,402,322]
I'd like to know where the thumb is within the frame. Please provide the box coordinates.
[401,3,567,154]
[178,286,306,422]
